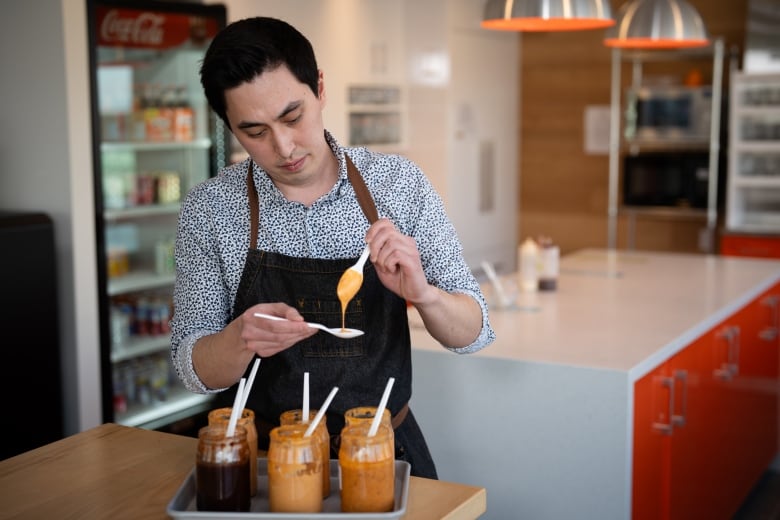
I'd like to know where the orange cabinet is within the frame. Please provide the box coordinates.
[633,282,780,520]
[720,234,780,259]
[633,335,718,520]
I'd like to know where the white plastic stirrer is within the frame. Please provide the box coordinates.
[239,358,261,413]
[481,260,513,309]
[304,386,339,438]
[226,377,246,437]
[368,377,395,437]
[303,372,310,422]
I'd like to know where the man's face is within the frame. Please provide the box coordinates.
[225,65,329,187]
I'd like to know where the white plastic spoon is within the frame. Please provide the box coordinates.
[254,312,364,339]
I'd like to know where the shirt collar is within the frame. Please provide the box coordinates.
[252,129,351,204]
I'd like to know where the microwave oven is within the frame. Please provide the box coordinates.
[624,85,712,141]
[622,152,711,208]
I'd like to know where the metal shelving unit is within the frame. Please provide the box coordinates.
[725,71,780,233]
[607,38,725,251]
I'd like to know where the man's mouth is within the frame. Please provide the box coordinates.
[280,156,305,172]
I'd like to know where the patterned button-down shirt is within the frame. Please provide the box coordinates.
[171,131,495,393]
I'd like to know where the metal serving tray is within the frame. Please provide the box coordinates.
[167,459,411,519]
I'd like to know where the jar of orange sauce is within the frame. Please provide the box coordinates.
[280,409,331,498]
[344,406,394,452]
[267,424,323,513]
[208,407,258,496]
[344,406,391,428]
[338,422,395,512]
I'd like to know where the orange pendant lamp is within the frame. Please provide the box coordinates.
[481,0,615,32]
[603,0,709,49]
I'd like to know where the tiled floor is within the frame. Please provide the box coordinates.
[733,471,780,520]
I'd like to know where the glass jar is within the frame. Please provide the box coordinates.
[280,409,331,498]
[338,422,395,513]
[267,424,323,513]
[345,405,392,430]
[209,407,258,496]
[195,423,251,512]
[344,406,394,452]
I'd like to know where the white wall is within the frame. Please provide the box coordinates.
[0,0,101,435]
[0,0,518,437]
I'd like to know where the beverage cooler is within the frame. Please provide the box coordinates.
[87,0,227,433]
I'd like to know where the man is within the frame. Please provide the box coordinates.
[171,16,494,479]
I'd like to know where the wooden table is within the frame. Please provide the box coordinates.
[0,423,486,519]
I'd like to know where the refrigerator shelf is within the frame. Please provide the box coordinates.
[101,138,213,153]
[108,271,176,296]
[105,203,181,222]
[116,389,213,429]
[112,335,171,363]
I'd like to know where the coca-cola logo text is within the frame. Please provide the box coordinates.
[100,10,165,46]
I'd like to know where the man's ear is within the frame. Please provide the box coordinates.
[317,69,326,105]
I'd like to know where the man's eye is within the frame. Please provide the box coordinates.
[286,114,302,125]
[249,129,267,138]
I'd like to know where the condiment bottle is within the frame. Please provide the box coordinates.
[267,424,324,513]
[280,409,331,498]
[195,423,251,512]
[519,237,539,293]
[536,236,559,291]
[208,407,258,496]
[338,422,395,513]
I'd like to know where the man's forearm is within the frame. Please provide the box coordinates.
[413,289,482,348]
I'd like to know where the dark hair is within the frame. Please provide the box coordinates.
[199,17,319,127]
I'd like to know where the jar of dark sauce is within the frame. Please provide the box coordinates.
[196,423,251,512]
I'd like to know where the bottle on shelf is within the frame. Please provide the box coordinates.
[130,83,147,142]
[518,237,539,293]
[173,85,194,142]
[144,83,174,142]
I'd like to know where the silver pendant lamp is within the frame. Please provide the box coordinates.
[603,0,709,48]
[481,0,615,31]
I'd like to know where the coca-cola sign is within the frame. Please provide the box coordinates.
[96,7,219,50]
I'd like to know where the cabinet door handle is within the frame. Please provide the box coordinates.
[760,295,779,342]
[729,326,740,377]
[671,370,688,428]
[714,326,740,380]
[653,376,675,435]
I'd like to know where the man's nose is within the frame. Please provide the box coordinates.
[273,128,295,159]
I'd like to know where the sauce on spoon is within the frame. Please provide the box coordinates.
[336,247,370,330]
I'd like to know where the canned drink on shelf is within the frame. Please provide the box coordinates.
[107,248,129,278]
[110,306,130,349]
[135,174,156,205]
[156,172,181,203]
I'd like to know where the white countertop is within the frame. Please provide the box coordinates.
[409,248,780,381]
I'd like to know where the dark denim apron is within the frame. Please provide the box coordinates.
[215,155,437,479]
